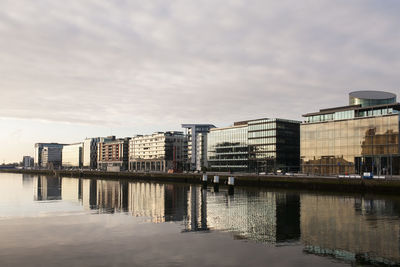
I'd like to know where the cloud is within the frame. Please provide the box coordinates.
[0,0,399,130]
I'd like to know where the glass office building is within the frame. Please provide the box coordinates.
[207,125,248,172]
[207,118,300,173]
[301,91,400,175]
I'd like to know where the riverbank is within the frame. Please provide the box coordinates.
[1,169,400,195]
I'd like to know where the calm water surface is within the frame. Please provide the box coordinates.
[1,173,400,266]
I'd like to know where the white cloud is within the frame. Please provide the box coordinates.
[0,0,399,130]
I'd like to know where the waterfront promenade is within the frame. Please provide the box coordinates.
[2,169,400,195]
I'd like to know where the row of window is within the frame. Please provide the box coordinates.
[248,137,277,145]
[306,108,396,123]
[248,123,276,131]
[248,130,276,138]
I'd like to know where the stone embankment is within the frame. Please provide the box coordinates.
[2,169,400,195]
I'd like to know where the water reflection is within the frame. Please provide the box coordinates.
[34,176,62,201]
[7,174,400,266]
[301,195,400,265]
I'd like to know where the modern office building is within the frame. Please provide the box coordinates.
[41,146,63,169]
[128,131,187,172]
[22,156,34,168]
[97,138,130,171]
[301,90,400,175]
[83,136,115,169]
[207,118,300,173]
[34,143,64,167]
[182,124,216,171]
[62,143,83,168]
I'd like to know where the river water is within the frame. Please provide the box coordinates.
[0,172,399,266]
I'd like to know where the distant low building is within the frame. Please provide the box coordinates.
[22,156,34,169]
[97,137,130,171]
[62,143,83,168]
[128,132,187,172]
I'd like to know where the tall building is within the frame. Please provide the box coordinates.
[207,118,300,173]
[41,146,63,169]
[301,90,400,175]
[83,136,115,169]
[97,138,130,171]
[62,143,83,168]
[22,156,34,169]
[182,124,216,171]
[34,143,64,167]
[128,131,187,172]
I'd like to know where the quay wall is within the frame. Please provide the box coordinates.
[1,169,400,195]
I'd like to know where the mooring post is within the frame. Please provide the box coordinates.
[202,173,208,188]
[228,176,235,195]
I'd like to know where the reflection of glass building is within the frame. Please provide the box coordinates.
[34,176,62,201]
[207,118,300,173]
[184,186,301,244]
[182,124,216,171]
[301,91,400,175]
[301,194,400,265]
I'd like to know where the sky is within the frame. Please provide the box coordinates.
[0,0,400,163]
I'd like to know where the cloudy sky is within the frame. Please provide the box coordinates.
[1,0,399,162]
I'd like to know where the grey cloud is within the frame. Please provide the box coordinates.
[0,0,399,129]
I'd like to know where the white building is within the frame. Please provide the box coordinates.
[129,131,187,172]
[182,124,215,171]
[62,143,83,168]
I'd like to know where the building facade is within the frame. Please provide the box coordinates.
[97,138,130,171]
[128,132,187,172]
[83,136,115,169]
[62,143,83,168]
[41,146,63,169]
[207,118,300,173]
[182,124,216,171]
[34,143,64,168]
[301,91,400,175]
[22,156,34,168]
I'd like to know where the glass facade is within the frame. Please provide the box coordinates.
[207,125,248,172]
[305,107,398,124]
[207,118,300,173]
[350,96,396,107]
[62,143,83,168]
[248,119,300,173]
[301,114,400,175]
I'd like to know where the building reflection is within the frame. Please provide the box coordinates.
[301,194,400,265]
[184,186,301,244]
[22,173,35,188]
[34,176,62,201]
[127,182,166,222]
[32,176,400,264]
